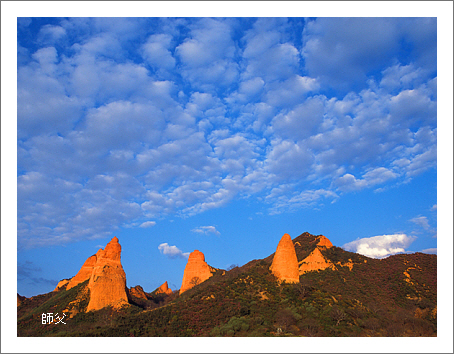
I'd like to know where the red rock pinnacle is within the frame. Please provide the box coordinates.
[86,237,129,311]
[180,250,215,294]
[155,281,173,295]
[270,233,300,284]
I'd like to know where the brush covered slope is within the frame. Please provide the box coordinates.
[17,232,436,337]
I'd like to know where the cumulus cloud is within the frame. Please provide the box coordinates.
[191,226,221,236]
[421,248,437,255]
[343,234,416,259]
[158,243,190,259]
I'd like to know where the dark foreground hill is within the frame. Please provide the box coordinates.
[17,232,436,337]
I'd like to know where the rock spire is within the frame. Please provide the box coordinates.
[155,281,173,295]
[180,250,215,294]
[270,233,300,284]
[86,237,129,311]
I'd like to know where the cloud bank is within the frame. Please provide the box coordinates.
[16,18,437,249]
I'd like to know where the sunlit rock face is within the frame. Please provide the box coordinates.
[180,250,215,294]
[129,285,148,300]
[270,233,300,284]
[155,281,172,295]
[298,247,335,274]
[53,279,70,292]
[66,254,98,290]
[86,237,129,311]
[316,235,333,248]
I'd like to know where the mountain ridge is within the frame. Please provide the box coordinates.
[17,231,437,337]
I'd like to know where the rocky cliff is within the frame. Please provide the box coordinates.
[86,237,129,311]
[180,250,215,294]
[270,233,300,283]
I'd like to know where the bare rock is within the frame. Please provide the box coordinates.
[299,247,335,274]
[66,254,98,290]
[316,235,333,248]
[129,285,148,300]
[180,250,215,294]
[53,279,70,292]
[86,237,129,311]
[155,281,173,295]
[270,233,300,284]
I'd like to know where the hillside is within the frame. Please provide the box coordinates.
[17,232,437,337]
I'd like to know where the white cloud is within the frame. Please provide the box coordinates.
[142,33,176,71]
[335,167,398,192]
[267,188,338,215]
[343,234,416,259]
[158,243,190,259]
[191,226,221,236]
[139,221,156,228]
[265,140,314,181]
[271,96,325,140]
[302,18,436,92]
[410,216,430,230]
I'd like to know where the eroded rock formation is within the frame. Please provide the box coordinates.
[180,250,215,294]
[298,247,335,274]
[129,285,148,300]
[66,254,98,290]
[86,237,129,311]
[270,233,300,284]
[155,281,173,295]
[316,235,333,248]
[53,279,70,292]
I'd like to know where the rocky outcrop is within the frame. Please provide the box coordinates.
[270,233,300,284]
[129,285,148,300]
[298,247,335,274]
[316,235,333,248]
[155,281,172,295]
[86,237,129,311]
[66,254,98,290]
[180,250,215,294]
[53,279,70,292]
